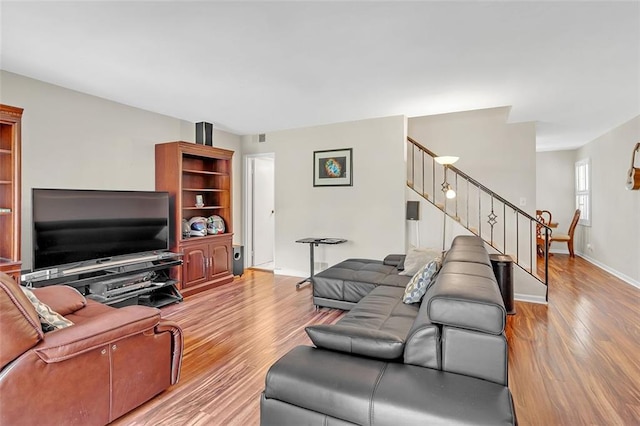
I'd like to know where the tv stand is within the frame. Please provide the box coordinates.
[21,253,184,308]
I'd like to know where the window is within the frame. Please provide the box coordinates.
[575,159,591,226]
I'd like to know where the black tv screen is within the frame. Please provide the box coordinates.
[32,188,170,271]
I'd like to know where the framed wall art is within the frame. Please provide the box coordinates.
[313,148,353,187]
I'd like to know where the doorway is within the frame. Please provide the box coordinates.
[244,153,275,270]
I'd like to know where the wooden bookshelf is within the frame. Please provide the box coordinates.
[0,104,23,282]
[155,141,234,296]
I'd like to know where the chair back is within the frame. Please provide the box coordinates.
[536,210,552,226]
[0,272,43,370]
[568,209,581,237]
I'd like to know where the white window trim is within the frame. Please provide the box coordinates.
[575,158,591,226]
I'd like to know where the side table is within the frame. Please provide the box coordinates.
[295,238,347,289]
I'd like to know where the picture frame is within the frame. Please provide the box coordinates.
[313,148,353,187]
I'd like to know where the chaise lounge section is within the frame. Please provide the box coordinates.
[261,235,516,425]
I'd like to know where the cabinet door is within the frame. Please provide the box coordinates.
[182,244,209,288]
[209,242,231,278]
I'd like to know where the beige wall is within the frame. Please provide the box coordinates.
[537,115,640,287]
[0,71,242,269]
[576,116,640,286]
[242,116,407,277]
[536,149,576,243]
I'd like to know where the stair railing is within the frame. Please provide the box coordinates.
[407,136,550,300]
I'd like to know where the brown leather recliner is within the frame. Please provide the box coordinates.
[0,272,183,426]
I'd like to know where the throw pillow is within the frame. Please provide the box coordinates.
[399,247,441,276]
[403,257,442,304]
[20,286,74,332]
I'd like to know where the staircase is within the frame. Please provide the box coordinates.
[407,136,551,301]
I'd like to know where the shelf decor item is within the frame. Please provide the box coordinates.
[313,148,353,187]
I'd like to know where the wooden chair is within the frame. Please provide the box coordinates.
[549,209,581,258]
[536,210,552,257]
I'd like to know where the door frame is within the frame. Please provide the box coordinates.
[243,152,276,268]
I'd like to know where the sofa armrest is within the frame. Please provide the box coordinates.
[156,320,184,384]
[383,254,405,270]
[32,285,86,316]
[34,305,161,363]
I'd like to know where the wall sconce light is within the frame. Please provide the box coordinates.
[445,184,457,199]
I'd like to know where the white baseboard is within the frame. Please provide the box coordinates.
[576,252,640,289]
[514,293,547,305]
[273,268,306,278]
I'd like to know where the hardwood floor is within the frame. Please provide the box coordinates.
[113,256,640,425]
[509,254,640,425]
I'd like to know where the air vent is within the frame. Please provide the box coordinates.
[258,133,266,143]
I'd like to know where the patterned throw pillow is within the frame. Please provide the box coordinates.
[20,286,74,332]
[402,257,442,304]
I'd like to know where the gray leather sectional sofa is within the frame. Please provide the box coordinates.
[261,235,517,425]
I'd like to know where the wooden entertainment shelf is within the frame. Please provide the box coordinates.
[155,141,235,296]
[21,255,184,308]
[0,104,23,282]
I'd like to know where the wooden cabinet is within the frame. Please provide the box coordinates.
[182,234,233,289]
[155,142,234,296]
[0,104,23,282]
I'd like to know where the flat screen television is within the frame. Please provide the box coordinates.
[32,188,170,271]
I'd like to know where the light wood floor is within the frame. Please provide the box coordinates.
[113,256,640,425]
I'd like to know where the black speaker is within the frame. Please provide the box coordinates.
[195,122,213,146]
[233,245,244,277]
[406,201,420,220]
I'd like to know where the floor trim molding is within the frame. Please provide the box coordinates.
[515,293,547,305]
[577,252,640,289]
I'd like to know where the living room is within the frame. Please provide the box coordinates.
[1,1,639,425]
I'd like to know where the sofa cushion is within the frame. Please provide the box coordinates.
[438,260,495,280]
[264,346,388,425]
[313,259,410,306]
[21,286,74,332]
[263,346,517,426]
[451,235,487,247]
[402,257,441,304]
[442,246,491,266]
[403,308,440,369]
[398,247,441,276]
[32,285,86,316]
[306,286,418,359]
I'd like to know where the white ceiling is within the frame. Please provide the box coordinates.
[1,1,639,151]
